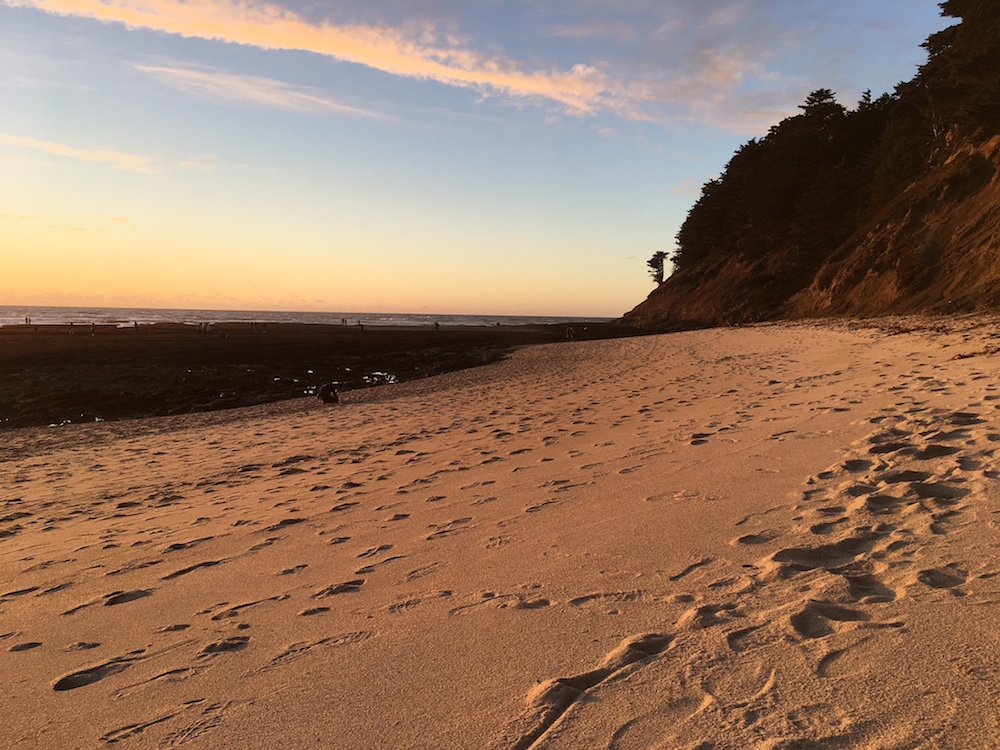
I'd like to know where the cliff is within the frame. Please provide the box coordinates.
[622,1,1000,329]
[788,136,1000,317]
[623,135,1000,327]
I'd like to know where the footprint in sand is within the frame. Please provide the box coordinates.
[388,599,422,615]
[914,444,961,460]
[843,573,897,603]
[356,556,405,575]
[810,518,848,535]
[264,517,307,532]
[299,606,330,616]
[910,481,970,502]
[251,631,375,675]
[199,636,250,656]
[52,650,147,691]
[357,544,394,559]
[161,536,215,554]
[770,531,879,573]
[732,530,781,546]
[789,600,869,639]
[569,591,646,607]
[868,438,913,455]
[312,579,365,598]
[879,469,933,484]
[725,625,761,652]
[66,641,101,650]
[62,588,155,615]
[488,633,673,750]
[669,557,713,582]
[403,563,440,582]
[209,594,289,620]
[917,566,967,589]
[105,589,153,606]
[9,642,42,652]
[161,559,227,581]
[426,519,473,540]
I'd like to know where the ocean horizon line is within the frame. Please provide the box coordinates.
[0,304,613,329]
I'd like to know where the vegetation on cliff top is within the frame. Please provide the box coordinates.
[641,1,1000,324]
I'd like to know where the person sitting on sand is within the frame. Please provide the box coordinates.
[318,383,339,404]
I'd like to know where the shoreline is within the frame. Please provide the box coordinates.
[0,320,639,430]
[0,305,610,329]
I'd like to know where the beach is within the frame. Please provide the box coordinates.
[4,317,1000,748]
[0,321,629,429]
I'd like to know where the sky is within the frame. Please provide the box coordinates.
[1,0,951,317]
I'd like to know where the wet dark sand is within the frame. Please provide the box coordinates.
[0,321,636,429]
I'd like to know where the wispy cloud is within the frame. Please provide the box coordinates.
[0,132,157,172]
[178,154,219,173]
[553,20,636,40]
[9,0,637,116]
[135,64,390,118]
[4,0,932,132]
[0,212,43,221]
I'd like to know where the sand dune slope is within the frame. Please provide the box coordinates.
[4,319,1000,748]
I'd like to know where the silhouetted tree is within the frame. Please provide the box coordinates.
[920,0,1000,135]
[798,88,845,121]
[647,251,668,285]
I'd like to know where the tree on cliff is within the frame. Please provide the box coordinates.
[672,88,876,278]
[647,251,668,285]
[920,0,1000,135]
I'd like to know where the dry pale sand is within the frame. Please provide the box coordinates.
[4,319,1000,749]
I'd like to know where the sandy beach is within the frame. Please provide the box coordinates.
[5,317,1000,748]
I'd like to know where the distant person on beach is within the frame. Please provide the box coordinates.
[318,383,339,404]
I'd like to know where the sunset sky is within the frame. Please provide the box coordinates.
[2,1,949,317]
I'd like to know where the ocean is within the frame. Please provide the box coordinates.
[0,305,609,328]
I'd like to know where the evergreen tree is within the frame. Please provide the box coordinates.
[647,251,668,285]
